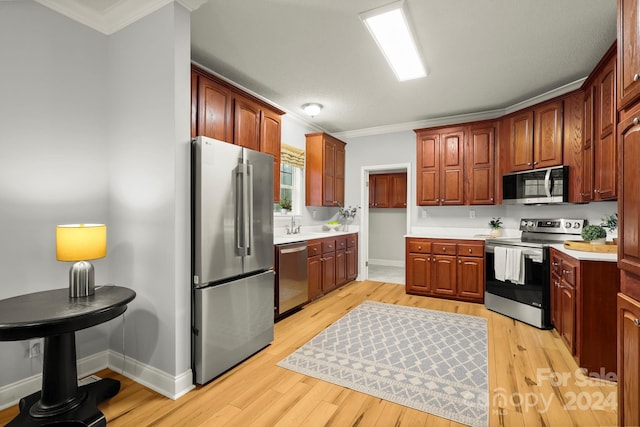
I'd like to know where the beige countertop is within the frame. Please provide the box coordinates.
[406,227,521,241]
[550,243,618,262]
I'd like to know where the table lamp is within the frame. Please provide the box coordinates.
[56,224,106,298]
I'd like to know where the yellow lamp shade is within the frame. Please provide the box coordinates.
[56,224,107,261]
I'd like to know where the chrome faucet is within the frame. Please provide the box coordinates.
[286,215,301,234]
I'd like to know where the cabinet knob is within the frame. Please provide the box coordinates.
[458,260,462,264]
[442,247,446,251]
[634,73,640,82]
[418,246,422,250]
[594,189,600,193]
[490,198,494,201]
[634,117,640,126]
[552,262,559,267]
[527,162,532,166]
[634,319,640,327]
[533,161,538,165]
[427,257,431,261]
[468,248,472,253]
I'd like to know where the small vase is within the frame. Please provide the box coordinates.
[590,237,606,245]
[490,228,501,238]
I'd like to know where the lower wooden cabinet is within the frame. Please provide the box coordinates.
[405,238,484,303]
[307,233,358,300]
[549,248,619,375]
[618,292,640,427]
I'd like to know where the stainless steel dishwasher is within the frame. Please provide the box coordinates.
[275,241,308,318]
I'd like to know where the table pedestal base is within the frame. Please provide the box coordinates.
[6,378,120,427]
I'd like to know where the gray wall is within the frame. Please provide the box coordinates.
[0,1,191,389]
[369,209,407,264]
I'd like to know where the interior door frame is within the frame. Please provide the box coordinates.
[358,162,412,281]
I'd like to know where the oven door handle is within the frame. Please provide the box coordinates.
[485,245,544,263]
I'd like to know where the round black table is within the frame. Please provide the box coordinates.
[0,285,136,427]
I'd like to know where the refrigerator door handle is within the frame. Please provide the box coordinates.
[235,163,249,256]
[247,162,254,256]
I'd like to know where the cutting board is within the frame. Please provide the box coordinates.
[563,240,617,253]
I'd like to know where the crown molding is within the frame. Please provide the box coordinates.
[334,77,587,140]
[35,0,207,35]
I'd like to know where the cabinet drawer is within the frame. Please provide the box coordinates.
[322,239,336,254]
[457,243,484,257]
[408,240,431,254]
[347,235,357,248]
[433,243,456,255]
[307,242,321,258]
[335,237,347,251]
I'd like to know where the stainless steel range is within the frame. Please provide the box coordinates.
[485,218,586,329]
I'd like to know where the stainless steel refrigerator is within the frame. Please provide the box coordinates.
[191,136,274,385]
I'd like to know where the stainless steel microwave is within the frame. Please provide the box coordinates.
[502,166,569,205]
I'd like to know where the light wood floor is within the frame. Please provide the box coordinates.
[0,280,618,426]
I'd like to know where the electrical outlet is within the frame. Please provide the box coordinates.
[312,210,317,219]
[469,210,476,219]
[28,339,42,358]
[421,210,427,219]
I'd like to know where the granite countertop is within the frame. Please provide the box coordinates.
[550,243,618,262]
[274,228,357,245]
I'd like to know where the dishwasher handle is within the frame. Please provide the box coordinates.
[280,245,307,254]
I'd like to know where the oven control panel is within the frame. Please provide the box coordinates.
[519,218,586,234]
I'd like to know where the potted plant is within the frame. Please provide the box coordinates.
[581,224,607,244]
[279,197,291,214]
[601,213,618,244]
[488,217,503,237]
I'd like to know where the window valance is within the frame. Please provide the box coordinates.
[281,143,305,169]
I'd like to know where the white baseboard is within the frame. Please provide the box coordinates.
[0,351,194,410]
[368,259,404,268]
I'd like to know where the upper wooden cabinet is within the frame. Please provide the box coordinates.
[416,128,464,206]
[369,172,407,208]
[618,102,640,278]
[467,125,496,205]
[618,0,640,109]
[416,121,496,206]
[507,101,563,172]
[191,65,285,202]
[305,132,346,207]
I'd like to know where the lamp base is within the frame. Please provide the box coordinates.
[69,261,95,298]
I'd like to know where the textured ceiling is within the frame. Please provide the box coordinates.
[36,0,618,135]
[191,0,617,134]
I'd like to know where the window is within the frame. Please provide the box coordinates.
[277,163,302,214]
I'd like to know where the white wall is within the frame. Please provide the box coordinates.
[0,1,191,395]
[0,1,110,386]
[106,3,191,379]
[369,209,407,264]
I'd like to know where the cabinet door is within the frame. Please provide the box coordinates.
[467,126,495,205]
[197,74,233,143]
[619,0,640,109]
[389,173,407,208]
[307,255,322,300]
[550,274,561,329]
[416,132,440,205]
[432,255,457,296]
[260,109,282,202]
[440,130,464,205]
[321,252,336,292]
[335,250,347,286]
[560,283,576,354]
[618,107,640,277]
[594,57,617,200]
[581,86,595,202]
[334,142,345,207]
[191,70,198,138]
[370,174,390,208]
[406,254,431,294]
[234,98,261,151]
[509,111,534,171]
[534,101,563,169]
[457,256,484,300]
[346,246,358,281]
[618,293,640,427]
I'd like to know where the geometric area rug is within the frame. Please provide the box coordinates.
[277,301,488,427]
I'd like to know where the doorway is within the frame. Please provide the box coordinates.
[358,163,411,283]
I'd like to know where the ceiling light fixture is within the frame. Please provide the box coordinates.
[359,1,427,82]
[302,103,323,117]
